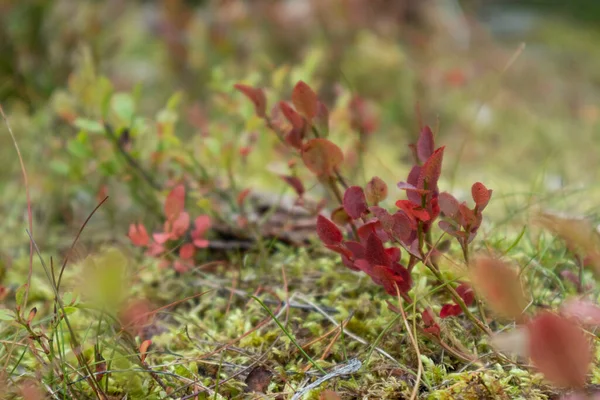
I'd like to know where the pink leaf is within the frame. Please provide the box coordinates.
[392,212,413,241]
[170,211,190,239]
[233,84,267,118]
[301,138,344,177]
[193,239,209,248]
[165,184,185,220]
[291,81,318,120]
[192,215,211,239]
[470,256,527,320]
[285,126,304,149]
[280,175,305,196]
[417,147,445,191]
[561,299,600,326]
[316,215,343,245]
[179,243,196,259]
[527,312,592,388]
[370,206,394,230]
[438,192,460,217]
[343,186,368,220]
[128,223,149,247]
[472,182,492,209]
[279,101,304,130]
[406,165,422,204]
[153,232,171,245]
[417,126,435,163]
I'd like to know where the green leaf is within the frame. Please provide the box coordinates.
[166,91,183,111]
[0,309,14,321]
[74,118,104,134]
[111,92,136,122]
[62,292,73,305]
[49,160,71,176]
[15,284,28,308]
[67,139,90,158]
[62,307,78,316]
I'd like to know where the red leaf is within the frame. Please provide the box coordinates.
[165,184,185,220]
[357,221,377,242]
[128,223,149,247]
[354,258,373,275]
[147,242,165,256]
[527,312,591,388]
[343,186,368,219]
[139,339,152,363]
[392,212,413,241]
[470,256,527,320]
[370,206,394,230]
[319,390,342,400]
[365,233,391,268]
[192,215,211,239]
[292,80,318,120]
[472,182,492,209]
[417,126,435,163]
[153,232,171,245]
[237,188,252,206]
[561,299,600,326]
[438,192,460,217]
[372,265,410,295]
[316,215,343,245]
[325,244,352,259]
[233,84,266,118]
[440,304,462,318]
[279,101,304,130]
[458,203,478,227]
[422,308,441,336]
[395,200,430,222]
[301,138,344,176]
[417,147,445,191]
[438,220,459,236]
[119,299,153,336]
[365,176,388,205]
[406,165,422,204]
[386,247,401,263]
[193,238,209,248]
[280,175,305,196]
[170,211,190,239]
[179,243,196,260]
[456,283,474,306]
[344,240,366,259]
[285,126,304,149]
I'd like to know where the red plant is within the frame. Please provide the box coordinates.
[127,184,212,272]
[234,80,493,326]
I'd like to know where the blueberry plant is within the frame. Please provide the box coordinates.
[235,80,600,397]
[234,80,492,331]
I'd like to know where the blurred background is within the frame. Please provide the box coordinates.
[1,0,600,247]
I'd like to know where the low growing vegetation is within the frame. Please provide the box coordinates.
[2,1,600,399]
